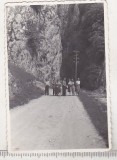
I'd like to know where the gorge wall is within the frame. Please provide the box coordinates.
[6,3,106,107]
[7,5,62,81]
[57,3,105,90]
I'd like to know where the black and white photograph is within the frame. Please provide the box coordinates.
[6,1,110,151]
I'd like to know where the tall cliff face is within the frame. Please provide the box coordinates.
[58,3,105,90]
[57,4,81,79]
[7,5,62,81]
[7,3,105,93]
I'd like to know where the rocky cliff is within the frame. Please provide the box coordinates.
[57,3,105,90]
[7,5,62,81]
[6,3,106,107]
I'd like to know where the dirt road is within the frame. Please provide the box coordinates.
[10,95,106,151]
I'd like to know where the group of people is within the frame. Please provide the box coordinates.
[45,78,80,96]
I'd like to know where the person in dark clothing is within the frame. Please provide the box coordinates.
[62,79,67,96]
[55,80,61,96]
[45,80,50,95]
[52,79,56,96]
[55,83,58,96]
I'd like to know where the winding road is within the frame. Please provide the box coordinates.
[10,94,106,151]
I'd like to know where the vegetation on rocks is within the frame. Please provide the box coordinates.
[58,3,105,90]
[7,5,62,80]
[6,3,106,107]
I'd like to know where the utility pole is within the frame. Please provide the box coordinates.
[73,50,79,81]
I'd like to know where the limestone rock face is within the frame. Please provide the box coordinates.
[7,5,62,81]
[7,4,105,95]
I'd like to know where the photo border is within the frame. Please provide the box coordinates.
[4,0,111,153]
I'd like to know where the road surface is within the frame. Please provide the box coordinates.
[10,95,106,151]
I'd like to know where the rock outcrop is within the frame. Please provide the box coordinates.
[58,3,106,90]
[6,4,106,107]
[7,5,62,81]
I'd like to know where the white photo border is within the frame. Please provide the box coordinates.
[3,0,112,153]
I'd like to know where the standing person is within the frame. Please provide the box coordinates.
[52,78,56,96]
[76,78,80,95]
[71,79,75,96]
[55,80,59,96]
[57,80,62,96]
[60,80,63,95]
[45,80,50,95]
[68,79,72,95]
[62,78,67,96]
[45,80,47,95]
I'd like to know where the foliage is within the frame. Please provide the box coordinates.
[59,3,106,90]
[7,4,106,92]
[7,5,62,82]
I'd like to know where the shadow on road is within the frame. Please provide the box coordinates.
[9,63,44,109]
[78,91,109,147]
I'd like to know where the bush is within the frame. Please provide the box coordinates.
[80,64,102,90]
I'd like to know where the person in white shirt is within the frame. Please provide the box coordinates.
[71,79,75,96]
[76,78,80,95]
[68,79,72,95]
